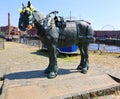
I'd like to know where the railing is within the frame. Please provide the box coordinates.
[19,36,42,49]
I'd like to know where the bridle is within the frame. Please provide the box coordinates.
[19,5,59,31]
[27,10,46,30]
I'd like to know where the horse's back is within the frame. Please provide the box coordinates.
[78,20,94,36]
[57,20,94,47]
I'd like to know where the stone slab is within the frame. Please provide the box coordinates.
[4,74,120,99]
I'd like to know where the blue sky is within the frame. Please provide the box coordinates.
[0,0,120,30]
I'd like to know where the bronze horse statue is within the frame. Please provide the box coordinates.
[18,1,95,79]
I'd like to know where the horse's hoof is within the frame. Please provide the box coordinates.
[47,72,57,79]
[77,65,82,70]
[81,68,87,74]
[87,66,89,70]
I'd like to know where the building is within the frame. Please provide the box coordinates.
[94,30,120,39]
[27,27,37,35]
[0,13,21,36]
[0,25,21,35]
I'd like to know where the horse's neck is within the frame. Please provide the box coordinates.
[32,10,47,36]
[33,10,46,23]
[34,21,46,37]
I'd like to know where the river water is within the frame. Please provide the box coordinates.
[89,43,120,53]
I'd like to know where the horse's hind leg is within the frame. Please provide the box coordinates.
[81,43,89,74]
[77,43,84,70]
[77,42,89,74]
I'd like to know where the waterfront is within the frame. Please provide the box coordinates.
[19,38,120,53]
[89,43,120,53]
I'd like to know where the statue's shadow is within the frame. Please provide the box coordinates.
[6,68,79,80]
[31,49,79,58]
[31,49,49,57]
[6,70,45,80]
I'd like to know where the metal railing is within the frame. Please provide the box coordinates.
[19,37,42,49]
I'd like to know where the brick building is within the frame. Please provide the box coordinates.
[0,13,22,36]
[94,30,120,39]
[0,13,23,42]
[0,25,21,35]
[27,27,37,35]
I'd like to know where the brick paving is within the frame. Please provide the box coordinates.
[0,42,120,99]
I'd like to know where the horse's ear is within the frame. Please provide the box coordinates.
[22,3,25,8]
[27,1,31,8]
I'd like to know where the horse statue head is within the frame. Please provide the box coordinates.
[18,1,46,31]
[18,1,59,32]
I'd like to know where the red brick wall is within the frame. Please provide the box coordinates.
[94,31,120,39]
[27,27,37,35]
[0,26,20,35]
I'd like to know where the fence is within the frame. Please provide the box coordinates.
[18,37,120,54]
[19,37,42,49]
[0,37,4,49]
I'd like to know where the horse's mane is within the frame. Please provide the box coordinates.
[33,10,46,23]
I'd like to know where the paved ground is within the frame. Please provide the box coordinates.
[0,42,120,99]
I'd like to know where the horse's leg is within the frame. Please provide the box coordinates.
[81,43,89,74]
[77,43,84,70]
[44,44,58,79]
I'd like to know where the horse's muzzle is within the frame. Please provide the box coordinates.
[19,23,26,31]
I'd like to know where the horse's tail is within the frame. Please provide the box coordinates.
[76,20,95,43]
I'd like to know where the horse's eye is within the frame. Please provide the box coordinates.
[26,11,30,15]
[24,10,30,16]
